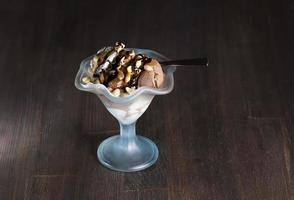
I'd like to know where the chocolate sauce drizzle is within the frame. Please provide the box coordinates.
[92,47,152,91]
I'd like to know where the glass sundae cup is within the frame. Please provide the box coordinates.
[75,48,176,172]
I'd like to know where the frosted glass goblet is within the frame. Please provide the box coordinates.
[75,48,175,172]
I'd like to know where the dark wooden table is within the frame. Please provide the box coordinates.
[1,0,294,199]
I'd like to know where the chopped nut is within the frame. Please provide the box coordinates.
[127,66,133,73]
[144,65,153,71]
[129,50,135,58]
[125,86,135,94]
[114,42,125,52]
[115,46,123,53]
[93,55,99,63]
[99,73,105,83]
[107,87,113,92]
[117,70,125,80]
[135,54,143,60]
[90,56,98,68]
[125,73,132,83]
[112,88,121,97]
[135,60,143,68]
[82,76,91,84]
[115,41,125,48]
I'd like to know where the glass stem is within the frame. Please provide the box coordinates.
[119,121,137,138]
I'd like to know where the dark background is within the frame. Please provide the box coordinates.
[1,0,294,199]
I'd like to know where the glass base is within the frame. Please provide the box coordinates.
[97,135,159,172]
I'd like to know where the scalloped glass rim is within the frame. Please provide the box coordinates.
[75,48,176,103]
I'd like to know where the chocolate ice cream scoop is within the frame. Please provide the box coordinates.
[138,59,164,88]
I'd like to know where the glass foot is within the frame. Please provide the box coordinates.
[97,135,159,172]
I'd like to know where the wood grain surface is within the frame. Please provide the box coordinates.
[0,0,294,199]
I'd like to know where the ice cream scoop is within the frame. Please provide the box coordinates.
[138,59,164,88]
[84,42,166,97]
